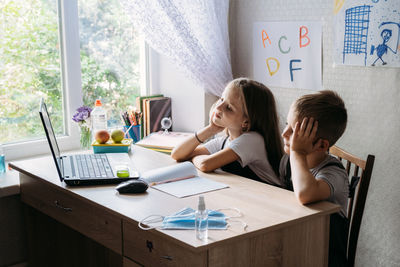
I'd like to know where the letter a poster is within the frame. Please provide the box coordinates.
[253,21,322,91]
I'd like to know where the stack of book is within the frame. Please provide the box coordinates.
[136,95,172,138]
[135,131,193,154]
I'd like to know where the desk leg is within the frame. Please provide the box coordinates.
[23,204,122,267]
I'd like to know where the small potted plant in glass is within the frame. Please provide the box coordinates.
[72,106,92,149]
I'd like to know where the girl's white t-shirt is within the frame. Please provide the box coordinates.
[202,131,282,187]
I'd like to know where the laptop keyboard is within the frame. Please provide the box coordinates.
[75,154,114,178]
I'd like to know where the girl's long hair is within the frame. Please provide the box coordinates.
[233,78,283,177]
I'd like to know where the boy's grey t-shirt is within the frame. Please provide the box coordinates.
[280,154,349,217]
[202,131,282,187]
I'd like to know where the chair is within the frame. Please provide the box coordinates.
[329,145,375,267]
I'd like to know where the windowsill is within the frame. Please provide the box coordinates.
[0,148,92,198]
[0,168,20,198]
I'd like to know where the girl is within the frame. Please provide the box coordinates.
[171,78,284,186]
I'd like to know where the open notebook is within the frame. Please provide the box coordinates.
[141,162,228,198]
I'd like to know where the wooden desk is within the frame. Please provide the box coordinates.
[10,145,339,267]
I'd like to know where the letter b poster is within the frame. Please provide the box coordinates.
[253,21,322,91]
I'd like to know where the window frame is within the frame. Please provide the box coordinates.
[4,0,148,161]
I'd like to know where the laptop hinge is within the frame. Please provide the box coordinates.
[60,156,65,181]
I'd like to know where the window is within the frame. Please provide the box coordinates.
[0,0,147,160]
[77,0,142,127]
[1,0,63,142]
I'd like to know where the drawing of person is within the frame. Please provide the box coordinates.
[372,29,394,65]
[371,22,400,66]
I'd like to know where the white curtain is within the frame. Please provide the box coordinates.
[120,0,233,96]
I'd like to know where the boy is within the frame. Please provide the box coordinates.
[280,90,349,267]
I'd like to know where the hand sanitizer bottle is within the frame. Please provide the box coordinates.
[195,196,208,240]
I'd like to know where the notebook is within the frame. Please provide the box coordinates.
[141,161,228,198]
[135,94,163,138]
[39,99,138,186]
[136,131,192,151]
[146,96,172,134]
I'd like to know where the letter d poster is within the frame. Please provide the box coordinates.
[253,21,322,91]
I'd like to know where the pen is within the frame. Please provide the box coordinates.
[150,175,195,186]
[135,111,143,126]
[130,110,137,125]
[131,107,138,125]
[121,112,129,126]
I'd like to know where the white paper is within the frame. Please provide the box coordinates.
[141,162,228,198]
[140,161,197,183]
[253,21,322,91]
[153,177,228,198]
[333,0,400,67]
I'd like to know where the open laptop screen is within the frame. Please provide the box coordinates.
[39,99,63,177]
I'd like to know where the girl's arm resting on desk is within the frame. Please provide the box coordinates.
[170,137,208,161]
[171,125,222,161]
[192,148,239,172]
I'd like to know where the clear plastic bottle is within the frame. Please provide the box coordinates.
[91,99,107,134]
[195,196,208,240]
[0,143,6,174]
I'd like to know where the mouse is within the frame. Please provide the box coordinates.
[116,179,148,194]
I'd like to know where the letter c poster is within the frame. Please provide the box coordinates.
[253,21,322,91]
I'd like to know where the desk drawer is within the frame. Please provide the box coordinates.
[20,173,122,254]
[123,220,207,266]
[123,257,143,267]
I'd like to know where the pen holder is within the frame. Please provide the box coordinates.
[124,125,140,143]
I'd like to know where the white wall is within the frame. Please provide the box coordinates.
[230,0,400,266]
[149,49,218,132]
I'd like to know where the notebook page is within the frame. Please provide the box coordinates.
[152,177,228,198]
[140,161,197,184]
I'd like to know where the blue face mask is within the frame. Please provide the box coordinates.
[162,207,227,230]
[139,207,246,231]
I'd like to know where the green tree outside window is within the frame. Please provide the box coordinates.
[0,0,141,144]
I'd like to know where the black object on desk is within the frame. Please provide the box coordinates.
[116,179,148,194]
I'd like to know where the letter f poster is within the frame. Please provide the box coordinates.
[253,21,322,91]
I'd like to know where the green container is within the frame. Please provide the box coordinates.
[92,138,132,154]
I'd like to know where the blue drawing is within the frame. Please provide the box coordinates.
[342,5,372,65]
[370,22,400,66]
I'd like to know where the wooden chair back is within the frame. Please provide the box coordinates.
[329,145,375,267]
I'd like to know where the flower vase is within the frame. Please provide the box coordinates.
[79,125,92,150]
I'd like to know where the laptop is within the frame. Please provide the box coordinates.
[39,99,139,186]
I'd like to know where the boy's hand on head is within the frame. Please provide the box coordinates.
[290,117,321,155]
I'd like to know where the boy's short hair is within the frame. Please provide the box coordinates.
[294,90,347,147]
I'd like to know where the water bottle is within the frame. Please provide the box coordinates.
[0,143,5,175]
[195,196,208,240]
[91,99,107,134]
